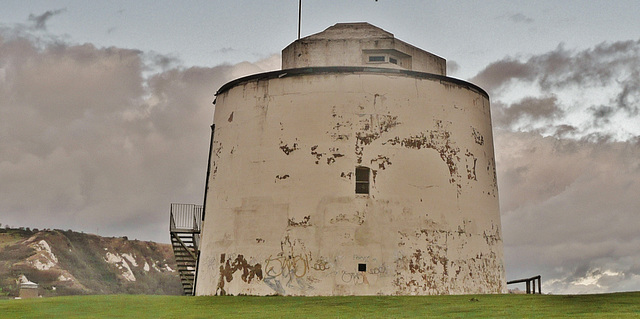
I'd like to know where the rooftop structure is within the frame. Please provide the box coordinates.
[282,22,446,74]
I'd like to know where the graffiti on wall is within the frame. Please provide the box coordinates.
[264,254,310,279]
[311,258,332,271]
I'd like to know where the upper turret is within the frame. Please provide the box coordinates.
[282,22,446,75]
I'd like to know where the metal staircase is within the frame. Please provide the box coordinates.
[169,203,202,295]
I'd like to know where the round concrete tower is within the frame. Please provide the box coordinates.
[195,23,506,296]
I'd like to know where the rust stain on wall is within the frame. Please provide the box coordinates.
[326,153,344,165]
[486,158,498,197]
[310,145,322,164]
[370,155,392,170]
[464,150,478,181]
[483,224,501,246]
[340,171,354,180]
[288,215,312,227]
[354,114,400,164]
[279,141,299,155]
[210,141,223,179]
[330,211,365,225]
[471,127,484,145]
[310,145,344,165]
[395,217,505,294]
[384,120,464,195]
[355,115,400,146]
[329,105,353,141]
[217,254,263,295]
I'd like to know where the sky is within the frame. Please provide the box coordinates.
[1,0,640,294]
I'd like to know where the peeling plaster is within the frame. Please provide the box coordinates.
[279,141,299,155]
[217,254,263,296]
[384,120,465,195]
[288,216,312,227]
[370,155,392,170]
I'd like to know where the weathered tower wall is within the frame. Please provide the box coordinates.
[195,67,506,296]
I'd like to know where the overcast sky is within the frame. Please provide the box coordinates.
[1,0,639,294]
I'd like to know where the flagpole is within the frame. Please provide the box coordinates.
[298,0,301,40]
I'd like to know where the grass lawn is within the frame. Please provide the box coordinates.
[1,292,639,318]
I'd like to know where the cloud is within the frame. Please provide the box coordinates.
[492,96,563,128]
[145,51,182,71]
[473,40,640,105]
[496,130,640,293]
[28,9,67,30]
[0,29,280,242]
[470,58,535,93]
[473,40,640,140]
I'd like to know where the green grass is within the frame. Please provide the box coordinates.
[1,292,639,318]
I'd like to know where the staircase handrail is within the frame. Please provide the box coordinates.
[170,203,202,231]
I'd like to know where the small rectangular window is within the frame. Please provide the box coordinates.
[389,57,398,64]
[368,56,385,62]
[355,166,370,194]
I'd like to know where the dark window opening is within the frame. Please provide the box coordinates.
[355,166,370,194]
[358,263,367,272]
[368,55,385,62]
[389,57,398,64]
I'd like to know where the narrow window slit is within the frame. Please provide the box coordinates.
[355,166,370,194]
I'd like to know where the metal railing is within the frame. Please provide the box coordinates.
[169,203,203,231]
[507,275,542,294]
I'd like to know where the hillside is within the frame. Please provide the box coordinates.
[0,227,182,298]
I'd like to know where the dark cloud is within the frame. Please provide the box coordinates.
[28,9,66,30]
[474,39,640,139]
[553,124,579,139]
[470,58,534,93]
[145,51,182,71]
[615,72,640,116]
[493,96,563,128]
[473,40,640,95]
[589,105,616,123]
[0,30,280,242]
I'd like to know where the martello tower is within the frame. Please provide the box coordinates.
[193,23,506,296]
